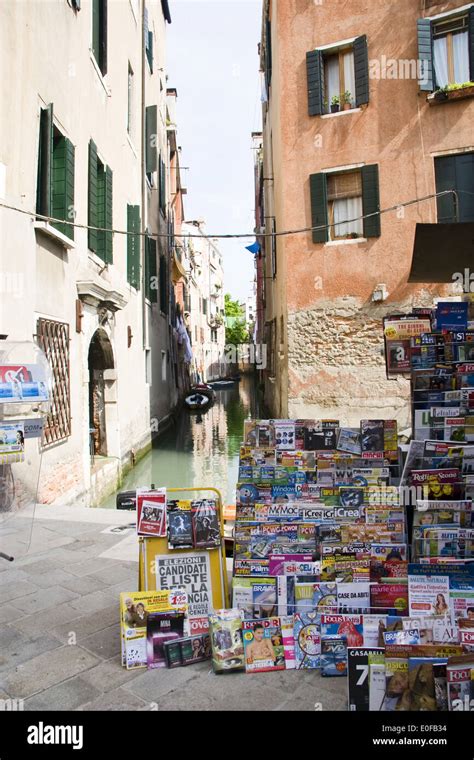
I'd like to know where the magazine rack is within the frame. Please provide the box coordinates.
[0,341,52,561]
[138,486,230,633]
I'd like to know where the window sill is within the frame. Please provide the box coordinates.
[321,108,362,119]
[325,237,367,247]
[34,222,75,250]
[126,133,138,157]
[90,51,111,97]
[427,86,474,106]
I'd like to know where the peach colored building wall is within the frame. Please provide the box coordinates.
[261,0,474,426]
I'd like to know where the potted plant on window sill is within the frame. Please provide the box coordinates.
[330,95,340,113]
[430,81,474,104]
[342,91,353,111]
[344,232,360,240]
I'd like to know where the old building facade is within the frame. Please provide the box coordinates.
[0,0,180,505]
[256,0,474,426]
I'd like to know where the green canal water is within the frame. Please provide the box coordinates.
[102,374,263,508]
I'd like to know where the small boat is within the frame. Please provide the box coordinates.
[184,383,215,411]
[209,379,236,390]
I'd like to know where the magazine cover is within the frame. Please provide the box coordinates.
[446,655,474,711]
[208,609,245,673]
[242,618,285,673]
[449,579,474,620]
[363,615,387,647]
[337,582,371,613]
[361,420,385,453]
[280,615,296,669]
[136,488,167,538]
[179,634,212,666]
[304,421,338,451]
[347,647,385,711]
[369,660,386,711]
[191,499,221,548]
[146,611,186,669]
[433,663,449,711]
[273,421,296,451]
[294,611,321,669]
[0,421,25,465]
[381,655,409,711]
[252,580,278,618]
[406,657,447,711]
[320,636,347,677]
[337,428,362,455]
[320,614,363,647]
[167,500,193,548]
[408,573,450,617]
[295,581,337,613]
[0,363,50,403]
[371,582,409,616]
[120,589,188,670]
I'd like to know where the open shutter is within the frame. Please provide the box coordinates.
[469,6,474,81]
[36,103,53,217]
[417,18,434,91]
[88,139,98,252]
[145,106,157,173]
[306,49,324,116]
[52,137,75,240]
[65,139,75,240]
[101,0,108,75]
[265,17,272,90]
[92,0,100,65]
[127,205,141,289]
[309,173,328,243]
[145,235,158,302]
[159,155,166,214]
[148,30,154,72]
[354,35,369,106]
[105,165,113,263]
[361,164,381,238]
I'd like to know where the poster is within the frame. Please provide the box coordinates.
[137,489,167,537]
[154,552,213,633]
[0,422,25,464]
[0,364,49,404]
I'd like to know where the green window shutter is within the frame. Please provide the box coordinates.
[101,0,108,76]
[96,164,106,260]
[354,35,369,106]
[361,164,381,238]
[145,106,157,173]
[145,235,158,302]
[92,0,100,65]
[306,49,324,116]
[105,165,113,263]
[469,6,474,81]
[265,18,272,89]
[417,18,434,91]
[127,204,141,289]
[159,155,166,213]
[309,173,328,244]
[36,103,53,217]
[147,31,154,72]
[52,137,75,240]
[159,254,168,312]
[145,234,150,299]
[88,139,98,252]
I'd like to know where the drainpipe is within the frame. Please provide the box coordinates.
[141,0,147,350]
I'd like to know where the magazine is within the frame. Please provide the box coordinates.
[370,582,409,616]
[446,655,474,711]
[337,428,362,455]
[191,499,221,549]
[208,609,245,673]
[146,611,186,669]
[361,420,385,453]
[408,572,450,617]
[363,615,387,647]
[347,647,385,711]
[406,657,447,711]
[449,579,474,620]
[319,614,363,647]
[231,576,277,619]
[369,659,386,711]
[242,618,285,673]
[433,663,449,711]
[0,421,25,464]
[163,633,211,668]
[280,614,296,669]
[119,589,188,670]
[136,488,167,538]
[320,636,347,677]
[294,611,321,669]
[167,500,193,548]
[274,421,296,451]
[337,582,371,614]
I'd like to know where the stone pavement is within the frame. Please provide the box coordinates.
[0,505,346,711]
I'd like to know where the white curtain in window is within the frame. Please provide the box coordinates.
[343,51,356,104]
[326,56,340,104]
[333,196,363,238]
[433,36,449,88]
[453,31,470,84]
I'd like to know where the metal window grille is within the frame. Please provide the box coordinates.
[36,318,71,446]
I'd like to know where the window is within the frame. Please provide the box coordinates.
[159,155,167,215]
[144,7,154,72]
[211,329,217,343]
[127,64,134,136]
[202,298,208,316]
[269,216,277,278]
[145,233,157,302]
[145,105,157,180]
[161,350,167,382]
[92,0,107,76]
[327,171,363,240]
[127,204,141,288]
[435,152,474,223]
[88,140,113,262]
[265,319,276,376]
[324,48,356,111]
[36,318,71,446]
[36,104,75,240]
[306,36,369,116]
[309,165,380,244]
[417,10,474,92]
[433,15,470,88]
[145,349,152,384]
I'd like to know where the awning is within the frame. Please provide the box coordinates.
[408,223,474,282]
[161,0,171,23]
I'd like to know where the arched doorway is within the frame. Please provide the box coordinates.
[88,329,114,457]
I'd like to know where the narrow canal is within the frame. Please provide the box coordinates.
[103,374,263,508]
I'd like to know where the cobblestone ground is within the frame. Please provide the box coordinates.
[0,506,346,711]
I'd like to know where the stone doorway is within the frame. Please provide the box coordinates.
[88,329,114,458]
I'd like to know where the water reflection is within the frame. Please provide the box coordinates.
[102,375,262,507]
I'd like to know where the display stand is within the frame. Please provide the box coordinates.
[139,486,230,634]
[0,341,52,561]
